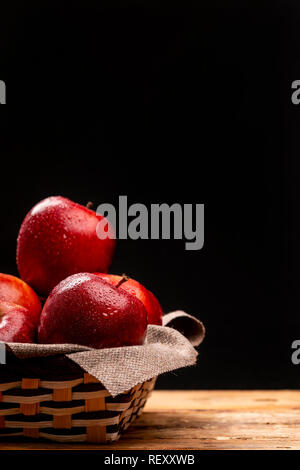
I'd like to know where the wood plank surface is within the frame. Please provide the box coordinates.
[1,390,300,450]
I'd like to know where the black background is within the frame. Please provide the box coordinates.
[0,0,299,388]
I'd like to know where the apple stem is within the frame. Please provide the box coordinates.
[86,201,94,210]
[116,274,130,288]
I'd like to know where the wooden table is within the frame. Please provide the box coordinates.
[1,390,300,450]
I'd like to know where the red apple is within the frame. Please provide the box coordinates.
[0,273,41,325]
[95,273,163,325]
[0,301,36,343]
[38,273,148,348]
[17,196,116,297]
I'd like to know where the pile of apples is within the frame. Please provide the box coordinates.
[0,196,163,348]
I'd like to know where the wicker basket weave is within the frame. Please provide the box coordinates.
[0,354,156,443]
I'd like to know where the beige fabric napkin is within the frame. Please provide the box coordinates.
[3,311,205,397]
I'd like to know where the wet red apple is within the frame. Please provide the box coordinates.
[0,273,41,325]
[95,273,163,325]
[38,273,148,348]
[17,196,116,297]
[0,301,36,343]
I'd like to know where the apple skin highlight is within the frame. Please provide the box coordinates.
[38,273,148,349]
[0,273,41,325]
[95,273,163,326]
[17,196,116,297]
[0,301,36,343]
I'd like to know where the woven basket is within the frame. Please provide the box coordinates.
[0,354,156,443]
